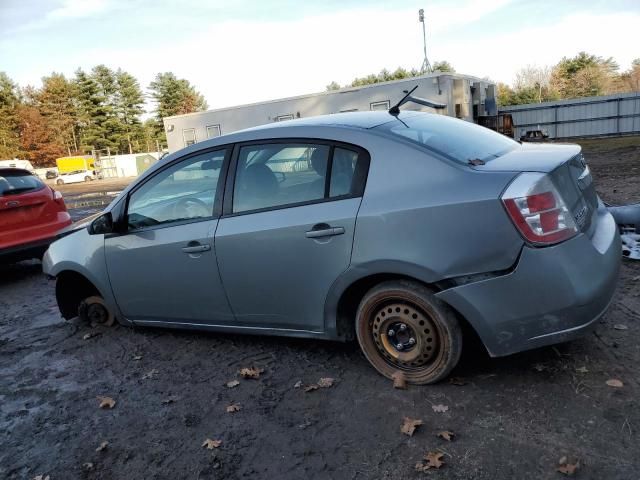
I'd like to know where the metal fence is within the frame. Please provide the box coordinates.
[499,92,640,139]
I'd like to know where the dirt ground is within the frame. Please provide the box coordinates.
[1,137,640,479]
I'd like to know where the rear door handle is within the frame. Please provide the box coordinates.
[305,225,345,238]
[181,243,211,253]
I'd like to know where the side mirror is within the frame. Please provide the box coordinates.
[88,212,114,235]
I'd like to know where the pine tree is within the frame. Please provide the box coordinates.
[148,72,208,141]
[74,68,110,152]
[114,69,144,154]
[0,72,22,159]
[38,73,78,155]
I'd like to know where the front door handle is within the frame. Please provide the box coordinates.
[305,224,345,238]
[181,243,211,254]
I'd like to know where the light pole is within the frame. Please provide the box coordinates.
[419,9,432,74]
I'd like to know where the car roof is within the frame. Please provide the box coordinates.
[241,110,420,133]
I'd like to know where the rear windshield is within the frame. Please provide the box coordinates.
[376,114,519,164]
[0,170,45,196]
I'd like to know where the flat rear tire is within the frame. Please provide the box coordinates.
[355,280,462,385]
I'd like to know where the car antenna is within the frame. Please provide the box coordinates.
[389,85,447,116]
[389,86,418,115]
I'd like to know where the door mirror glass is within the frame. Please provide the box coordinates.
[88,212,114,235]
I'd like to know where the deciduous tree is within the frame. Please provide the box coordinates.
[0,72,22,159]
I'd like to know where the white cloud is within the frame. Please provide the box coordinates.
[48,0,110,20]
[433,12,640,84]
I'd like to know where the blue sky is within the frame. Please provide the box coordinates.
[1,0,638,111]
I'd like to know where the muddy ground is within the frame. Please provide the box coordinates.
[1,137,640,479]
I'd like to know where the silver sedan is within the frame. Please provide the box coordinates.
[43,111,620,384]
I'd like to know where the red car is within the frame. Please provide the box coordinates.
[0,168,72,263]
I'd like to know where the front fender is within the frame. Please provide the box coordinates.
[43,228,125,323]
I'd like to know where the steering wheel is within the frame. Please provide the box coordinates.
[172,197,210,219]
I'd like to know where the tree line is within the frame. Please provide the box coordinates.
[0,67,207,167]
[497,53,640,106]
[2,52,638,167]
[326,52,639,107]
[326,61,454,90]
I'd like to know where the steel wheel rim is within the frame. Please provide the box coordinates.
[370,301,442,371]
[87,303,109,325]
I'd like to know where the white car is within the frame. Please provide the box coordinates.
[55,170,95,185]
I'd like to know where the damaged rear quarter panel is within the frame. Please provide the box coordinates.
[351,143,524,282]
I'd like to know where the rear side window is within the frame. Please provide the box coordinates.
[232,143,369,214]
[377,114,518,164]
[0,170,45,196]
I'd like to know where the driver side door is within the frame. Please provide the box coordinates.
[105,147,235,326]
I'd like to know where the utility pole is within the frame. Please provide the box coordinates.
[419,9,432,74]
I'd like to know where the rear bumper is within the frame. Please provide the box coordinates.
[0,237,55,263]
[436,206,621,357]
[0,212,72,263]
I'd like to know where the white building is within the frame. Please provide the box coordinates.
[163,72,497,153]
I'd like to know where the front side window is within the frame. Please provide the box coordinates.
[232,143,369,214]
[376,114,519,164]
[127,149,225,230]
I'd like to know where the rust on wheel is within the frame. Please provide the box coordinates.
[370,301,444,372]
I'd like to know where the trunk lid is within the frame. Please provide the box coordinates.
[0,186,55,228]
[474,143,598,235]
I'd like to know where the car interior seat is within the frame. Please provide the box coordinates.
[238,163,279,210]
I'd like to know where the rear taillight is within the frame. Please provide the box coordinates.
[51,188,66,209]
[501,172,577,246]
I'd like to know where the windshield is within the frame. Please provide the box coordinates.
[0,170,45,196]
[376,114,519,164]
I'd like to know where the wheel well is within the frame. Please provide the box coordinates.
[335,274,438,340]
[55,271,101,320]
[334,273,485,351]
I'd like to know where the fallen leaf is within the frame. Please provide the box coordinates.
[33,476,50,480]
[318,377,334,388]
[225,380,240,388]
[297,420,313,429]
[575,366,589,373]
[97,396,116,409]
[161,396,180,405]
[392,371,407,390]
[448,377,467,386]
[400,417,423,436]
[226,403,241,413]
[82,462,94,471]
[141,369,159,380]
[293,380,303,389]
[415,451,445,471]
[304,384,319,392]
[95,441,109,452]
[432,404,449,413]
[557,457,580,476]
[202,438,222,449]
[132,354,143,361]
[606,379,624,388]
[613,324,628,330]
[239,367,264,379]
[83,331,101,340]
[437,430,455,441]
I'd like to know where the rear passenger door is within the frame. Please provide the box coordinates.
[215,141,369,332]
